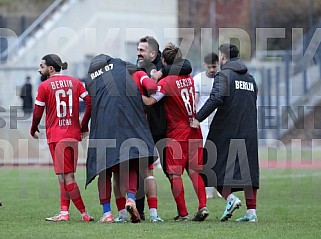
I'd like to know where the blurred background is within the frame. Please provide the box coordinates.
[1,0,321,163]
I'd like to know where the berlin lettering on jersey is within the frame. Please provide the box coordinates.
[50,79,73,90]
[175,78,193,89]
[235,80,254,92]
[90,63,114,80]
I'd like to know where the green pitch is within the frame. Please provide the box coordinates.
[0,166,321,238]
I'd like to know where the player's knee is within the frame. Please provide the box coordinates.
[144,175,155,181]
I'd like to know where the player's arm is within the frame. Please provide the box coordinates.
[30,85,45,139]
[30,104,44,139]
[142,91,164,106]
[195,72,227,122]
[79,86,92,136]
[195,91,200,107]
[139,73,157,94]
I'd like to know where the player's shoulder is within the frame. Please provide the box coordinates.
[193,71,205,81]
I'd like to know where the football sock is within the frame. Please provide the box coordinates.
[102,202,111,214]
[98,170,112,205]
[227,193,236,202]
[149,208,157,217]
[170,176,188,217]
[59,182,70,212]
[119,209,127,218]
[147,197,158,217]
[189,172,207,210]
[65,182,86,214]
[247,209,256,215]
[245,187,257,209]
[147,197,157,209]
[115,197,126,211]
[127,192,136,201]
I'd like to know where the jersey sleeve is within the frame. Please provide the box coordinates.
[134,71,157,94]
[156,78,167,95]
[149,78,167,102]
[35,83,46,107]
[78,80,89,99]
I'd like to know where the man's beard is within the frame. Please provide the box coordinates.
[136,58,151,69]
[40,72,50,82]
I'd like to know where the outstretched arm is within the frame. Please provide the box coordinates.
[195,72,228,122]
[142,95,157,106]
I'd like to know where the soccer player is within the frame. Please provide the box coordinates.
[191,43,259,222]
[30,54,94,222]
[84,54,157,223]
[142,43,209,222]
[194,52,222,199]
[135,36,192,220]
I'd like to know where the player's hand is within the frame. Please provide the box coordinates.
[81,131,89,139]
[151,70,163,81]
[30,127,40,139]
[190,118,200,128]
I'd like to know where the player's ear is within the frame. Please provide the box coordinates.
[150,50,156,59]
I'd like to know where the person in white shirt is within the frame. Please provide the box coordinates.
[194,52,221,199]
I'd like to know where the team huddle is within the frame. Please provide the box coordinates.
[30,36,260,224]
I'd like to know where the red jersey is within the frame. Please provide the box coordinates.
[157,75,198,140]
[131,70,157,96]
[35,74,89,143]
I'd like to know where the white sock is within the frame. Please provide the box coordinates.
[103,211,111,216]
[149,208,157,217]
[119,209,127,218]
[60,210,69,215]
[247,209,256,215]
[227,193,235,202]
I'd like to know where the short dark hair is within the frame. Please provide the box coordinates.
[204,52,219,64]
[162,42,182,65]
[219,43,239,59]
[42,54,68,72]
[139,36,159,52]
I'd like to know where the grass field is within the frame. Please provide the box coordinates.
[1,165,321,239]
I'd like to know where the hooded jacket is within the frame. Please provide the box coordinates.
[85,54,157,187]
[195,58,259,189]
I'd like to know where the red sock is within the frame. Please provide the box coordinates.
[121,162,138,194]
[59,182,70,211]
[170,176,188,217]
[65,182,86,214]
[116,197,126,211]
[245,187,257,209]
[189,172,207,210]
[98,171,112,205]
[147,197,158,209]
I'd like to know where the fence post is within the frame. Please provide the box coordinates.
[260,67,266,139]
[276,66,280,139]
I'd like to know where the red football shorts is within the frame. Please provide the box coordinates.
[166,128,203,175]
[49,139,78,174]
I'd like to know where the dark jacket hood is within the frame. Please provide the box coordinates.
[221,58,248,74]
[88,54,113,73]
